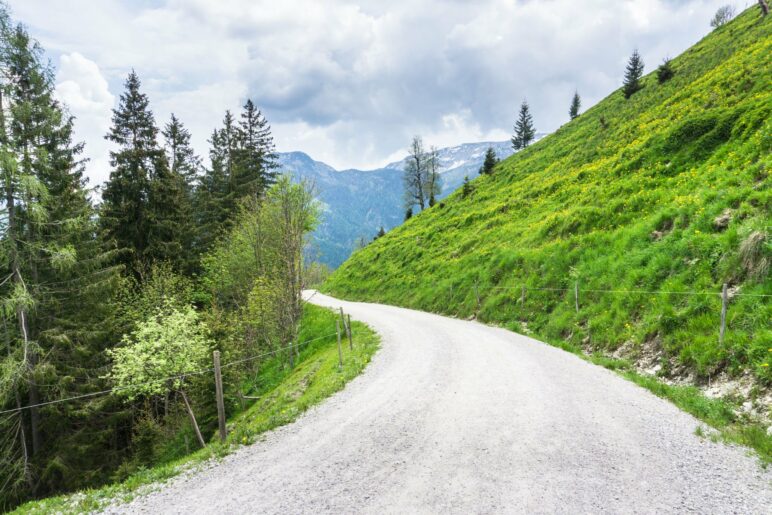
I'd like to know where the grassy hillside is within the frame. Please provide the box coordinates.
[14,305,379,514]
[325,7,771,390]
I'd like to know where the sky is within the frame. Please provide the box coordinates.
[8,0,739,186]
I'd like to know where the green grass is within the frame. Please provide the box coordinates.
[13,304,379,514]
[322,6,771,463]
[324,8,771,386]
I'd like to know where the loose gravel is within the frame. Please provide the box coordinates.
[108,291,771,514]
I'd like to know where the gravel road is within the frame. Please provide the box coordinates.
[110,291,771,514]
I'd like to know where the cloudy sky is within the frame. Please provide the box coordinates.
[9,0,737,186]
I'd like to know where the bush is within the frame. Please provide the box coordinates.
[657,58,675,84]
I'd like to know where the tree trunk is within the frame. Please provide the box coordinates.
[759,0,769,16]
[14,389,33,488]
[179,389,206,448]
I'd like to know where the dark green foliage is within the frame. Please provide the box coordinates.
[623,49,645,99]
[657,58,675,84]
[479,146,498,175]
[511,101,535,150]
[569,91,581,120]
[405,207,413,220]
[374,226,386,240]
[461,176,473,198]
[101,71,190,275]
[0,11,121,508]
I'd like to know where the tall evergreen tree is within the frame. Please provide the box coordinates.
[234,99,277,199]
[511,101,536,150]
[162,114,200,189]
[101,72,190,274]
[100,71,161,275]
[623,50,645,99]
[161,114,200,272]
[479,146,498,175]
[569,91,581,120]
[0,13,120,503]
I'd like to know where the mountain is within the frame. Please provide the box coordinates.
[324,6,771,394]
[279,140,535,267]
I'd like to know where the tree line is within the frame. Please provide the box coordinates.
[0,6,317,509]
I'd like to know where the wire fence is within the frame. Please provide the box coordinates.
[0,319,358,417]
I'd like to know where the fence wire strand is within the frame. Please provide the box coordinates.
[0,328,356,416]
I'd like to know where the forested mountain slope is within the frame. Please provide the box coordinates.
[325,8,771,392]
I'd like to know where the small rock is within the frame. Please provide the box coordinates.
[713,209,732,231]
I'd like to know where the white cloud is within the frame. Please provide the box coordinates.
[11,0,739,180]
[54,53,115,187]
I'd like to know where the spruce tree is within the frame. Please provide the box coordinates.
[461,175,473,198]
[479,146,498,175]
[569,91,581,120]
[234,99,277,199]
[101,71,162,274]
[0,14,120,501]
[511,101,536,150]
[162,114,200,272]
[623,50,645,99]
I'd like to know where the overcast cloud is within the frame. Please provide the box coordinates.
[9,0,737,186]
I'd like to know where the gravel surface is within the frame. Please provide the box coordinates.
[109,291,771,514]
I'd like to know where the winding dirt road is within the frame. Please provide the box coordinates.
[111,291,771,514]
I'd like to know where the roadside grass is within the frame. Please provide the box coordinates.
[13,304,379,514]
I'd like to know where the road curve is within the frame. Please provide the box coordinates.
[111,291,771,514]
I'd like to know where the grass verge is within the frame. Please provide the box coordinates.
[13,304,380,514]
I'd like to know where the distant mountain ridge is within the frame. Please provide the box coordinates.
[279,139,543,267]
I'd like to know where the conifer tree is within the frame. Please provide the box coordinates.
[511,101,536,150]
[461,175,473,198]
[479,146,498,175]
[234,99,277,199]
[100,71,162,275]
[569,91,581,120]
[162,114,200,272]
[0,14,120,501]
[623,50,645,99]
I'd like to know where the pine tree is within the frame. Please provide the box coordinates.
[657,58,674,84]
[623,50,645,99]
[461,175,473,198]
[479,146,498,175]
[511,101,536,150]
[0,14,120,502]
[100,71,162,275]
[405,207,413,220]
[161,114,200,272]
[162,114,200,189]
[569,91,581,120]
[234,99,277,200]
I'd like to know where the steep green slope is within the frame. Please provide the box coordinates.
[325,8,771,387]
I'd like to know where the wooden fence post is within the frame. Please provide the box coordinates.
[213,351,227,443]
[574,281,579,314]
[520,285,525,306]
[474,280,481,313]
[336,320,343,371]
[719,283,728,345]
[347,314,353,350]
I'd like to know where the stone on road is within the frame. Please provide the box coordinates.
[110,291,771,514]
